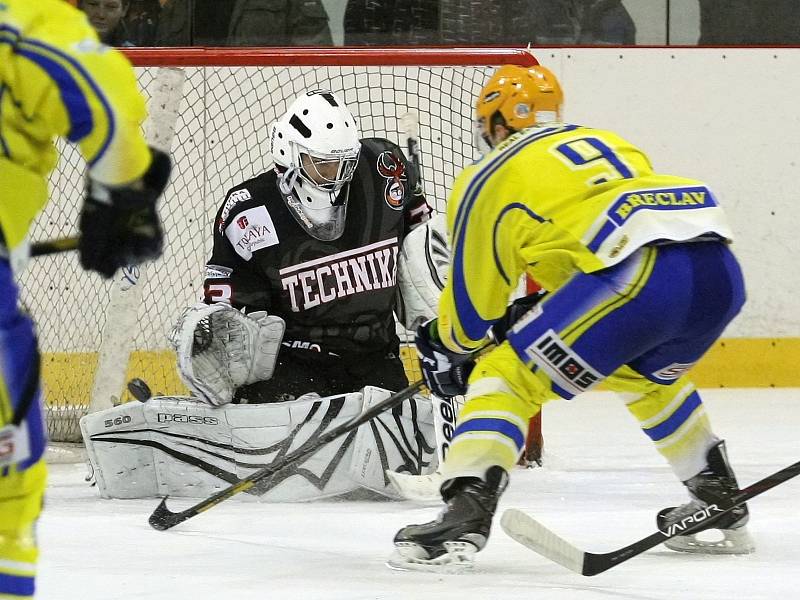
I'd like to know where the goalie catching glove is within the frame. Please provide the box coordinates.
[79,146,171,278]
[170,303,286,406]
[415,318,475,399]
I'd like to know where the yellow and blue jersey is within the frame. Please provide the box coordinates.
[0,0,151,251]
[438,124,734,352]
[1,3,154,596]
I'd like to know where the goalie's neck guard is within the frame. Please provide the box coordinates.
[277,165,350,241]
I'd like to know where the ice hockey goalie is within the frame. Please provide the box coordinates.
[81,90,449,502]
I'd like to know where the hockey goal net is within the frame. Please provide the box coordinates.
[22,47,542,455]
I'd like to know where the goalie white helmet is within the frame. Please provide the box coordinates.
[270,90,361,241]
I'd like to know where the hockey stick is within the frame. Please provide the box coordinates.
[501,458,800,576]
[30,236,79,257]
[150,379,428,530]
[400,111,423,182]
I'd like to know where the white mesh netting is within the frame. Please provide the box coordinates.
[21,50,535,442]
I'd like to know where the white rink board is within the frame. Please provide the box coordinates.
[542,48,800,337]
[39,388,800,600]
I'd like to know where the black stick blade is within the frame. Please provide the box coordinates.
[149,497,183,531]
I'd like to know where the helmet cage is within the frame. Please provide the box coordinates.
[295,145,360,193]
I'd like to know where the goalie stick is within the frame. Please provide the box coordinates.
[500,458,800,576]
[150,343,493,530]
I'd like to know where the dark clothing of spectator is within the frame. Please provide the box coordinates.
[125,0,160,46]
[104,22,135,46]
[155,0,233,46]
[699,0,800,45]
[154,0,190,45]
[345,0,635,47]
[228,0,332,46]
[518,0,635,45]
[344,0,439,46]
[577,0,636,44]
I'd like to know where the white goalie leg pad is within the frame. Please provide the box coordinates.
[169,302,285,406]
[395,213,449,330]
[81,394,363,501]
[81,390,436,502]
[349,386,437,499]
[386,393,463,502]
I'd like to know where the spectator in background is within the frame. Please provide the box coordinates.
[125,0,160,46]
[513,0,635,45]
[155,0,233,46]
[576,0,636,45]
[344,0,439,46]
[344,0,635,47]
[699,0,800,45]
[79,0,134,46]
[228,0,333,46]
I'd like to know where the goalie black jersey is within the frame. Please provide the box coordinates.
[202,137,431,360]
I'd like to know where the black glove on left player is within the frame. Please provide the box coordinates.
[79,147,172,278]
[415,318,475,398]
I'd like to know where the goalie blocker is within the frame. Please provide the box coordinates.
[80,387,437,502]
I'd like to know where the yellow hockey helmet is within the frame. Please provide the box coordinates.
[476,64,564,140]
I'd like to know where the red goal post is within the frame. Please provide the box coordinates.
[27,47,543,453]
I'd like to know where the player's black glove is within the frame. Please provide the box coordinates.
[79,147,171,278]
[415,318,475,398]
[490,290,548,343]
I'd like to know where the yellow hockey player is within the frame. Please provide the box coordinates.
[0,1,171,596]
[390,64,753,571]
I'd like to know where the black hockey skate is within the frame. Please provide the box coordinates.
[657,440,755,554]
[388,467,508,572]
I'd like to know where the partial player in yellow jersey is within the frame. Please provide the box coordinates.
[390,65,752,570]
[0,1,171,596]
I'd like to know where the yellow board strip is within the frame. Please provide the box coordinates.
[38,338,800,410]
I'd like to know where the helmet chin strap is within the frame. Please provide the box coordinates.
[278,167,300,195]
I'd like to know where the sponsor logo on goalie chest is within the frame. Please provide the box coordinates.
[225,205,280,260]
[280,238,399,311]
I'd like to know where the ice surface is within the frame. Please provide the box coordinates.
[37,389,800,599]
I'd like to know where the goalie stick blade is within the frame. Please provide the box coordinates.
[502,458,800,576]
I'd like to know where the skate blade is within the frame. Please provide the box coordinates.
[664,526,756,555]
[386,541,477,573]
